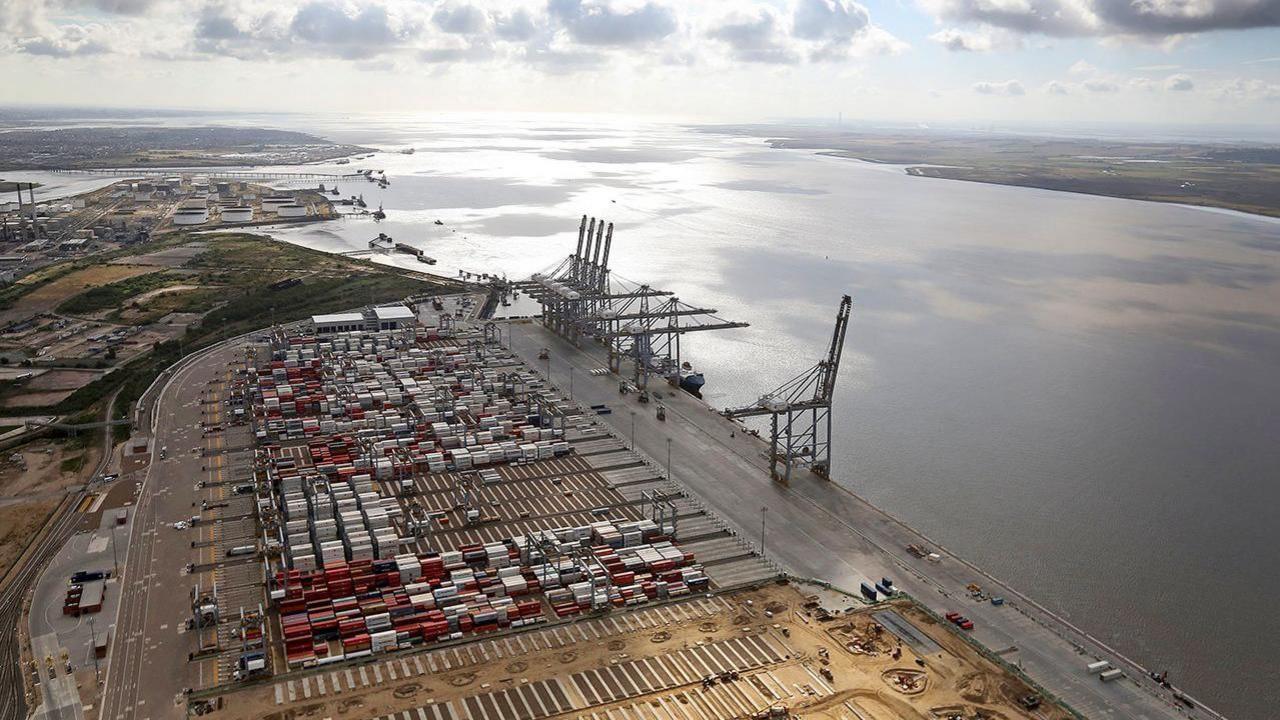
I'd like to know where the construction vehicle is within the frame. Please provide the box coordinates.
[638,389,650,403]
[538,347,549,360]
[656,405,666,421]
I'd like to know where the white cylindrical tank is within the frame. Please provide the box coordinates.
[276,203,308,218]
[173,208,209,226]
[221,206,253,223]
[179,198,207,210]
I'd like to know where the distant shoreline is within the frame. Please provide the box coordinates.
[748,132,1280,221]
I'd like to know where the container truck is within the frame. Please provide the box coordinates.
[1087,660,1112,675]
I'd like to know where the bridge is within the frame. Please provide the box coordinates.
[47,168,363,181]
[24,417,132,434]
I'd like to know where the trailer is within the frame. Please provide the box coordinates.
[1100,668,1125,682]
[859,582,878,602]
[1087,660,1112,675]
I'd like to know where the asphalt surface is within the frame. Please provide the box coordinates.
[506,320,1214,720]
[97,341,245,720]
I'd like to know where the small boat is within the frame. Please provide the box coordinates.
[372,204,386,220]
[401,148,415,155]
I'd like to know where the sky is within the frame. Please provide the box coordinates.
[0,0,1278,127]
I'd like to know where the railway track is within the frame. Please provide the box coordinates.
[0,390,120,720]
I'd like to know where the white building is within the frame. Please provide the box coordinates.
[372,305,415,330]
[312,312,366,335]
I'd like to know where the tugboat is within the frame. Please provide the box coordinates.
[371,203,386,220]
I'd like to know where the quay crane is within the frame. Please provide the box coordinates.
[723,294,851,485]
[517,215,748,390]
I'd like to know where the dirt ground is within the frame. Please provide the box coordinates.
[211,583,1070,720]
[0,441,97,577]
[2,264,160,323]
[110,242,209,268]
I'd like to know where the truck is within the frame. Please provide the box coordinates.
[1099,668,1125,683]
[233,651,266,681]
[1087,660,1112,675]
[226,545,257,558]
[859,582,878,602]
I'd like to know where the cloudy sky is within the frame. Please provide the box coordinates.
[1,0,1278,126]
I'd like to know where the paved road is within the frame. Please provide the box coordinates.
[507,320,1215,720]
[97,342,242,720]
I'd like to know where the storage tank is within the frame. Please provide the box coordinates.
[261,195,293,211]
[179,197,208,210]
[276,203,308,218]
[221,206,254,223]
[173,208,209,226]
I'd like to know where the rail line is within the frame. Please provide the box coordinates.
[0,389,120,720]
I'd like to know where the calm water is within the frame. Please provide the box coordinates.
[17,115,1280,717]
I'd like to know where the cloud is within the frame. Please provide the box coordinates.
[707,9,799,64]
[1216,77,1280,101]
[547,0,677,46]
[433,3,488,35]
[1164,73,1194,91]
[1068,59,1097,74]
[494,8,537,41]
[1083,78,1119,92]
[1045,80,1069,94]
[929,27,993,51]
[188,0,421,61]
[16,23,111,57]
[973,79,1025,95]
[919,0,1280,40]
[65,0,157,15]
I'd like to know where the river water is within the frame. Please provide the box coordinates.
[12,114,1280,718]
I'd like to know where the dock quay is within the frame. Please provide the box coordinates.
[89,216,1220,720]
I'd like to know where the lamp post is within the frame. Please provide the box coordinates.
[630,411,636,450]
[761,506,768,558]
[569,366,574,402]
[665,438,672,480]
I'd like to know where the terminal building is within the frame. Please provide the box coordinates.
[311,304,416,335]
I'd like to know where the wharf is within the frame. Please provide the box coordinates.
[503,319,1203,720]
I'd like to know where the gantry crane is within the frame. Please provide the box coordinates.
[724,295,852,485]
[518,215,748,388]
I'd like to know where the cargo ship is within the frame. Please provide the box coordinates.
[678,368,705,396]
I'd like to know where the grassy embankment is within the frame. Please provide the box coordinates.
[0,233,452,437]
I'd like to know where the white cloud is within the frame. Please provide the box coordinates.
[547,0,677,47]
[1083,78,1119,92]
[433,3,489,35]
[919,0,1280,40]
[1164,73,1194,91]
[1215,77,1280,101]
[707,9,799,64]
[973,79,1025,95]
[1068,59,1096,74]
[929,27,993,51]
[1044,79,1069,94]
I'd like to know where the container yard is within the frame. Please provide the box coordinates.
[152,300,1075,720]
